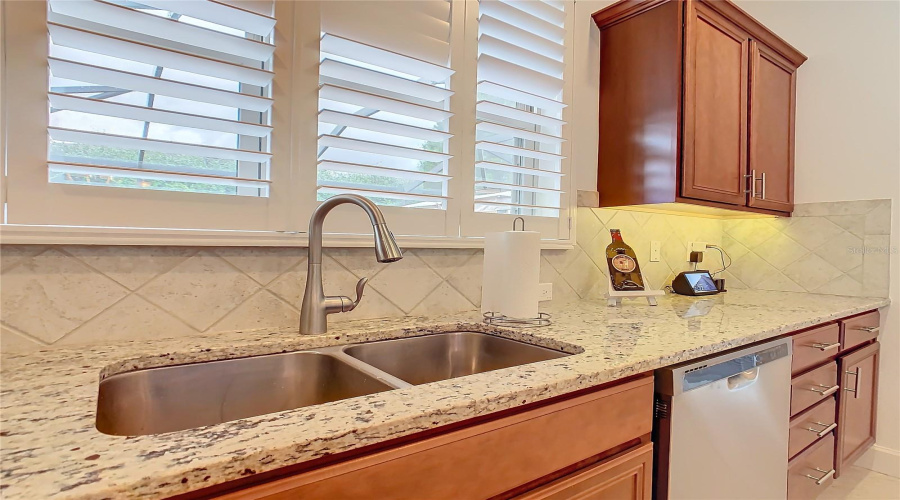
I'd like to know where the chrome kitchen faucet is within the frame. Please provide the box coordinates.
[299,194,403,335]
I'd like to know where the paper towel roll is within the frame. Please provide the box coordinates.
[482,229,541,318]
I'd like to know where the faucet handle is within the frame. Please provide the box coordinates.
[345,277,368,312]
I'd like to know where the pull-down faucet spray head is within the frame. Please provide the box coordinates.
[373,223,403,263]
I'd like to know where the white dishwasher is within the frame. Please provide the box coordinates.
[654,337,792,500]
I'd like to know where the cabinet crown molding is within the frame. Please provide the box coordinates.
[592,0,807,67]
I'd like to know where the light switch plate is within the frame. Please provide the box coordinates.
[650,241,661,262]
[539,283,553,302]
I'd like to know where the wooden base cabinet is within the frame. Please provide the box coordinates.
[785,310,882,499]
[836,342,880,477]
[198,376,654,500]
[592,0,806,216]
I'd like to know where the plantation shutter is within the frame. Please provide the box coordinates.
[3,0,293,232]
[46,0,275,195]
[315,0,458,237]
[463,0,571,239]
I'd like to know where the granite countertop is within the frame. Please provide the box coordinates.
[0,290,889,499]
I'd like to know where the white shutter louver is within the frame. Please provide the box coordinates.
[317,16,455,211]
[474,0,567,218]
[46,0,275,197]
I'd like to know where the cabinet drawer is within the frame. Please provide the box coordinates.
[840,311,880,352]
[792,323,840,375]
[791,362,838,416]
[216,377,653,500]
[788,434,835,499]
[515,443,652,500]
[788,397,836,459]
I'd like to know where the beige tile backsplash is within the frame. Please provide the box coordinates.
[0,200,891,352]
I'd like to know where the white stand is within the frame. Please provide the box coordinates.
[606,278,665,307]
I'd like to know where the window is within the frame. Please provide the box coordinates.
[2,0,292,232]
[314,0,459,237]
[46,0,274,198]
[1,0,573,244]
[461,0,573,239]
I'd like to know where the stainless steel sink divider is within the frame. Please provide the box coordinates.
[312,345,414,390]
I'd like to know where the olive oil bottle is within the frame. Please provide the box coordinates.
[606,229,645,291]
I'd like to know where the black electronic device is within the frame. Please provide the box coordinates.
[671,270,720,296]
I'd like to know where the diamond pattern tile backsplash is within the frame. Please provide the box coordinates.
[0,200,891,352]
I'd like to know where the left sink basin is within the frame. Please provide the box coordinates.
[96,352,393,436]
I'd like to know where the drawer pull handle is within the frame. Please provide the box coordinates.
[808,384,839,397]
[806,422,837,437]
[854,326,879,333]
[810,342,840,352]
[805,468,835,485]
[845,368,862,399]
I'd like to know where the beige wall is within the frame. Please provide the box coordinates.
[737,0,900,477]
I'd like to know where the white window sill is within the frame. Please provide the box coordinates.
[0,224,575,250]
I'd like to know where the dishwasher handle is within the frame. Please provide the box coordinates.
[726,367,759,390]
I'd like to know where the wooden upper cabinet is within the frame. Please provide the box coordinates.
[593,0,806,216]
[749,41,798,212]
[682,3,750,205]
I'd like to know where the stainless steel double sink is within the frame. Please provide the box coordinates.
[96,332,570,436]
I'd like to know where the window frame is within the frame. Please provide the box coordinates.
[0,0,576,249]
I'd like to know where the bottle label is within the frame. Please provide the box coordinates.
[611,254,637,273]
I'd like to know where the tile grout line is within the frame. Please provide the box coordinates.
[59,247,205,341]
[0,246,52,275]
[0,321,51,347]
[326,251,409,317]
[46,246,139,346]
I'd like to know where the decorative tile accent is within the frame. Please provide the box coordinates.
[727,199,891,294]
[368,251,442,313]
[0,200,890,352]
[137,250,261,331]
[0,325,46,352]
[62,245,196,290]
[0,245,47,272]
[58,294,196,345]
[214,247,305,286]
[410,281,476,316]
[210,290,300,332]
[446,252,485,307]
[415,248,477,279]
[0,249,128,343]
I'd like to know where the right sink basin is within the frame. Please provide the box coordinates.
[343,331,570,385]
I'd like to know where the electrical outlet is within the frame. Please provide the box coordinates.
[686,241,707,261]
[650,241,661,262]
[539,283,553,302]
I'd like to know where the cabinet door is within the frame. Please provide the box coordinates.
[748,41,798,212]
[682,2,750,206]
[515,443,653,500]
[836,342,880,477]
